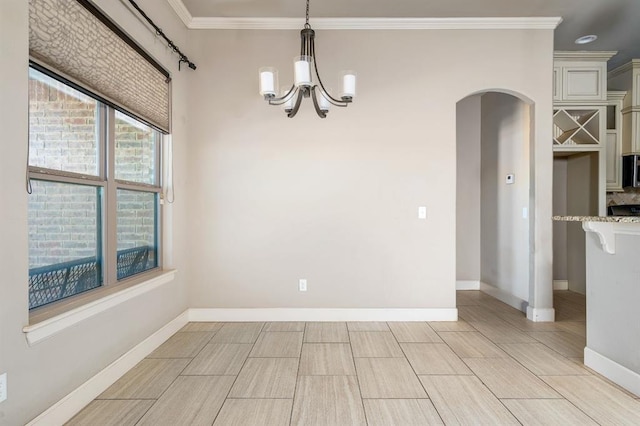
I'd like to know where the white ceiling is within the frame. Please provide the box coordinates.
[178,0,640,70]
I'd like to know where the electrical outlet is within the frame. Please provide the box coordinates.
[299,279,307,292]
[0,373,7,403]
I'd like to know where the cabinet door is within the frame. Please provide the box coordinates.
[632,111,640,154]
[553,66,562,101]
[606,130,623,191]
[562,66,606,101]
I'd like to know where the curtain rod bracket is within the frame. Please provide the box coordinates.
[125,0,197,72]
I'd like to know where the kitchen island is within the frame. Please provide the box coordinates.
[553,215,640,396]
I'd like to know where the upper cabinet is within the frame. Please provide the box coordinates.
[554,52,617,104]
[606,91,626,192]
[553,52,616,153]
[608,60,640,154]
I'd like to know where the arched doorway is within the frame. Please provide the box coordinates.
[456,91,537,314]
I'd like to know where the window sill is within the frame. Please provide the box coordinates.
[23,269,177,346]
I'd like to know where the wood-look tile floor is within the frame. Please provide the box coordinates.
[67,291,640,425]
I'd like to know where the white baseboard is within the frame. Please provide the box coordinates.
[479,282,528,312]
[189,308,458,322]
[456,280,480,290]
[585,347,640,397]
[553,280,569,291]
[526,306,556,322]
[27,311,190,426]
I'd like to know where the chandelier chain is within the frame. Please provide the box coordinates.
[305,0,310,28]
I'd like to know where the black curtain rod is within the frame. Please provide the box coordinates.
[126,0,197,71]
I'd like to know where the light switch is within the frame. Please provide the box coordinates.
[418,206,427,219]
[506,174,515,184]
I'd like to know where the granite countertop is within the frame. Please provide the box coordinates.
[553,215,640,223]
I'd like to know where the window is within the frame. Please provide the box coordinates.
[28,66,162,310]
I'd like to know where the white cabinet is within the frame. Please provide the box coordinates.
[606,91,625,192]
[554,52,616,103]
[605,132,620,189]
[608,60,640,154]
[562,64,605,101]
[553,66,561,101]
[553,52,617,216]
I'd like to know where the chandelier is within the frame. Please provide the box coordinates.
[258,0,357,118]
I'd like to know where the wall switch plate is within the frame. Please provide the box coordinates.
[418,206,427,219]
[522,207,528,219]
[0,373,7,403]
[506,174,515,184]
[299,279,307,292]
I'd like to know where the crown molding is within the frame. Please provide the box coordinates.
[609,59,640,79]
[186,16,563,30]
[554,51,618,62]
[165,2,562,30]
[167,0,193,28]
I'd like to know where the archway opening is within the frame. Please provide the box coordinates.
[456,91,532,312]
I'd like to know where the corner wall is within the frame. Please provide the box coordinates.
[0,1,190,424]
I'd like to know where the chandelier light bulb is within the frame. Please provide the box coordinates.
[342,71,356,99]
[281,89,294,112]
[259,67,277,97]
[294,56,312,87]
[318,89,331,112]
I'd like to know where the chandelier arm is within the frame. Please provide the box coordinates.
[316,85,349,107]
[310,38,351,106]
[267,85,297,105]
[287,90,304,118]
[310,87,327,118]
[315,83,348,107]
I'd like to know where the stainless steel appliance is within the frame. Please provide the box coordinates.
[607,204,640,216]
[622,155,640,188]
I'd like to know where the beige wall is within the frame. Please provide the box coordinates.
[456,95,481,281]
[186,28,554,310]
[0,1,190,424]
[480,93,531,302]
